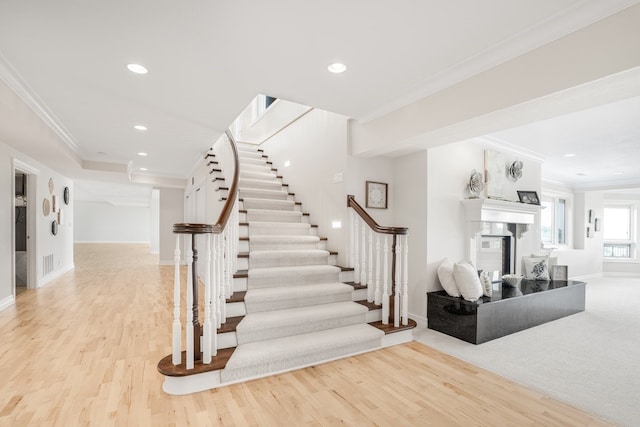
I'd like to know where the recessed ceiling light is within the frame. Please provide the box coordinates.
[576,173,586,176]
[97,151,107,156]
[140,167,148,171]
[614,171,625,175]
[563,153,576,158]
[127,63,148,74]
[134,125,147,131]
[137,152,148,157]
[327,63,347,74]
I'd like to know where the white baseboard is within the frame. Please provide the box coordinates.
[604,272,640,277]
[0,294,15,312]
[74,241,151,244]
[38,263,75,288]
[409,312,428,328]
[570,272,604,281]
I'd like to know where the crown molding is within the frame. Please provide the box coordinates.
[473,136,545,163]
[360,0,640,123]
[0,53,81,155]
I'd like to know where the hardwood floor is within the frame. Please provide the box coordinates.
[0,244,611,426]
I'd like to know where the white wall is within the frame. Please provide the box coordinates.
[1,141,74,309]
[150,189,160,254]
[346,154,396,226]
[159,188,185,264]
[393,140,542,323]
[260,109,350,265]
[74,200,151,243]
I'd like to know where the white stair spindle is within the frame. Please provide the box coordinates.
[367,229,374,303]
[353,215,360,283]
[349,209,355,269]
[360,220,367,286]
[202,234,212,364]
[218,231,227,324]
[210,234,218,355]
[185,243,194,370]
[214,234,222,329]
[402,234,409,326]
[394,236,401,328]
[172,235,182,365]
[382,235,389,324]
[374,234,381,305]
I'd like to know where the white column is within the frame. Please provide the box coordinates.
[394,236,401,328]
[374,234,381,305]
[402,234,409,326]
[172,235,182,365]
[202,234,212,364]
[367,229,374,303]
[185,242,194,370]
[382,235,389,325]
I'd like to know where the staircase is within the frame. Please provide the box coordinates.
[159,137,415,395]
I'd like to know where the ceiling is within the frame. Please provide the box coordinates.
[0,0,639,204]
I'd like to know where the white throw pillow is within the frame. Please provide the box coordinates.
[523,257,550,281]
[437,258,460,297]
[480,271,492,297]
[453,261,483,301]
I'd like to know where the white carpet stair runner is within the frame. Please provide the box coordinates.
[218,143,385,383]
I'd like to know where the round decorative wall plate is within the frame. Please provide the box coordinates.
[51,220,58,236]
[468,169,484,197]
[42,198,51,216]
[509,160,523,181]
[63,187,70,205]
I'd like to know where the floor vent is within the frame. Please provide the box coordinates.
[43,254,54,276]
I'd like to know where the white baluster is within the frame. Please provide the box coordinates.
[185,242,194,370]
[218,231,227,324]
[360,220,366,286]
[353,215,360,283]
[367,229,374,303]
[172,235,182,365]
[402,234,409,326]
[375,234,381,305]
[202,234,212,364]
[382,235,389,325]
[210,234,218,355]
[394,236,401,328]
[214,234,222,329]
[349,209,355,269]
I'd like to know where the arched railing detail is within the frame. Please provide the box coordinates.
[347,195,409,325]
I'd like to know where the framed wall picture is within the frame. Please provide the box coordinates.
[551,265,568,281]
[366,181,388,209]
[517,190,540,205]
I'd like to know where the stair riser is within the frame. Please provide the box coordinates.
[240,199,299,212]
[240,163,273,173]
[245,292,352,313]
[240,171,279,181]
[234,277,247,292]
[248,270,340,289]
[248,224,315,236]
[243,211,305,223]
[238,180,282,191]
[339,271,354,282]
[236,313,367,345]
[249,241,320,251]
[227,301,246,317]
[352,288,368,300]
[250,254,329,269]
[239,157,269,166]
[239,189,289,201]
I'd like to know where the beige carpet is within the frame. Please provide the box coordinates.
[415,275,640,427]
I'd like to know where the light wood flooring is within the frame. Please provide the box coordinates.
[0,243,611,426]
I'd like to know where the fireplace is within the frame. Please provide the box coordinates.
[462,198,541,277]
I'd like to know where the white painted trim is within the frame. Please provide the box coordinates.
[474,136,545,163]
[37,263,74,288]
[381,329,414,347]
[0,295,15,312]
[569,272,605,281]
[604,272,640,277]
[0,52,81,155]
[159,260,188,266]
[409,313,428,329]
[13,158,40,175]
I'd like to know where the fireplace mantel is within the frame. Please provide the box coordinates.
[462,198,540,225]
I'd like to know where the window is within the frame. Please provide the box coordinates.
[541,197,567,246]
[603,205,634,258]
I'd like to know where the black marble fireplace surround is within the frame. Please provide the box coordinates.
[427,280,586,344]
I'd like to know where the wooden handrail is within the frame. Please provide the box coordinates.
[347,195,408,235]
[173,129,240,235]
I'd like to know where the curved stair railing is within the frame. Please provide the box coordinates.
[347,195,409,327]
[164,129,240,371]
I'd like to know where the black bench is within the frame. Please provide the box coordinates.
[427,280,586,344]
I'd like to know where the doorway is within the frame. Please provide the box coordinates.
[13,159,38,297]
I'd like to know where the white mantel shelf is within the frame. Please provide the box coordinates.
[462,198,540,225]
